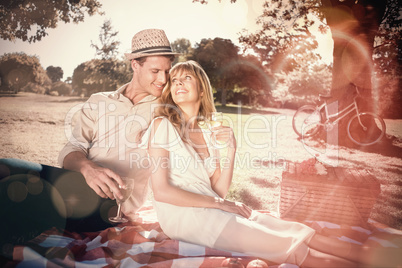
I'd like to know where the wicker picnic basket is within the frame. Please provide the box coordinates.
[280,159,381,226]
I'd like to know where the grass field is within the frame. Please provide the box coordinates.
[1,92,401,229]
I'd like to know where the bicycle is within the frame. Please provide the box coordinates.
[292,85,386,146]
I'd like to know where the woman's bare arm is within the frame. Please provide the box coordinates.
[148,119,251,218]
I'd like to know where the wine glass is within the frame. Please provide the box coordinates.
[208,112,223,130]
[109,177,134,223]
[207,112,225,146]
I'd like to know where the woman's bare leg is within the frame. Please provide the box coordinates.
[308,233,400,267]
[308,234,363,262]
[302,248,360,268]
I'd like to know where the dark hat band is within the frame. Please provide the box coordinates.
[132,46,173,54]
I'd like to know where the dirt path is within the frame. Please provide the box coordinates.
[1,92,401,229]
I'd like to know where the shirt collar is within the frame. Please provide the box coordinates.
[110,83,158,104]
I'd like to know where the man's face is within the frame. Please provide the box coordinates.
[133,56,172,97]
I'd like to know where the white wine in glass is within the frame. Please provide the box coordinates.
[109,177,134,223]
[208,112,225,146]
[208,112,223,130]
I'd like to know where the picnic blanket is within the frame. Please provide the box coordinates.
[5,201,402,268]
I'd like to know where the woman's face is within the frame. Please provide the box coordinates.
[170,70,203,106]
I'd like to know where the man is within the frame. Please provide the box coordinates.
[59,28,178,223]
[0,29,178,259]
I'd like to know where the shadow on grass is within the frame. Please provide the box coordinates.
[50,97,88,103]
[299,133,402,159]
[249,177,279,188]
[216,105,280,115]
[238,188,263,210]
[372,196,402,230]
[253,159,287,170]
[0,93,21,98]
[355,135,402,159]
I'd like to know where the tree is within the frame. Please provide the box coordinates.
[189,37,273,106]
[194,0,401,112]
[275,62,332,108]
[90,19,120,60]
[190,38,240,106]
[320,0,388,108]
[0,52,51,93]
[46,66,63,83]
[230,54,274,106]
[171,38,192,55]
[65,76,72,84]
[0,0,102,43]
[50,81,72,96]
[240,2,321,75]
[72,19,127,96]
[72,59,130,97]
[372,8,402,118]
[171,38,193,63]
[272,40,332,108]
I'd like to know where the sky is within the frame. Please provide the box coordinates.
[0,0,333,79]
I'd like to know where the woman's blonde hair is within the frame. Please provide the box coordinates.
[155,60,216,139]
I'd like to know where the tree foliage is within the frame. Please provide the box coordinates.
[46,66,63,83]
[171,38,192,55]
[189,38,240,105]
[70,19,128,96]
[50,81,72,96]
[0,0,103,43]
[72,59,130,97]
[373,29,402,118]
[275,62,332,108]
[0,52,50,93]
[229,54,274,106]
[194,0,401,117]
[188,37,273,106]
[90,19,120,60]
[240,0,321,73]
[171,38,192,64]
[68,19,129,96]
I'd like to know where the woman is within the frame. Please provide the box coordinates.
[139,61,370,267]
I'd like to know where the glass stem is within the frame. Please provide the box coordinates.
[116,203,122,218]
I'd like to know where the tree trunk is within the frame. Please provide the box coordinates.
[321,0,387,146]
[221,88,227,106]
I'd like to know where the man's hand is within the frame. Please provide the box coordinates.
[63,151,125,199]
[81,162,125,200]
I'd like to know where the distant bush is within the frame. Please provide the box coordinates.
[49,91,59,96]
[0,52,51,93]
[72,59,130,97]
[272,64,332,109]
[50,81,72,96]
[21,82,49,94]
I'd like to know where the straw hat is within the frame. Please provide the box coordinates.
[124,29,180,60]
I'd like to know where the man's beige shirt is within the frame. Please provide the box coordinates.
[58,83,160,219]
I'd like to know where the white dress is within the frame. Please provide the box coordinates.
[140,117,315,265]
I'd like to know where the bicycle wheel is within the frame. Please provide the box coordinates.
[292,105,322,138]
[347,112,386,146]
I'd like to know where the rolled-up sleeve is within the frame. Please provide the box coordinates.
[58,101,98,167]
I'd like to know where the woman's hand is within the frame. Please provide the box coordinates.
[216,198,252,219]
[211,126,236,149]
[208,126,237,199]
